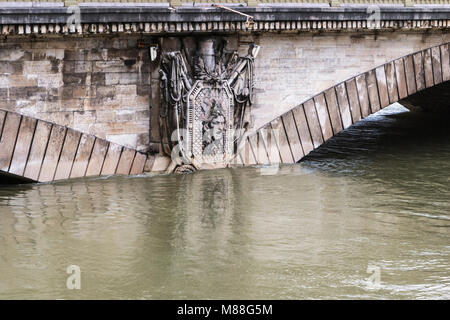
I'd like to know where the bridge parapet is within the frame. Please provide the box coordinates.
[1,3,449,36]
[1,1,449,7]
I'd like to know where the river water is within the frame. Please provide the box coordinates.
[0,104,449,299]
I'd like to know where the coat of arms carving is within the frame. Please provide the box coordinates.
[159,37,260,172]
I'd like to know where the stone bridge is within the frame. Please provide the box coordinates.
[0,110,147,183]
[232,43,450,166]
[0,2,449,181]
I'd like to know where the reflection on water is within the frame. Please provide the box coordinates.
[0,104,449,299]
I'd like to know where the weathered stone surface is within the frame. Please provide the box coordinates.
[313,94,333,141]
[345,79,362,123]
[101,143,122,175]
[291,105,314,156]
[403,55,417,96]
[239,43,450,168]
[0,112,21,171]
[256,131,270,165]
[324,88,343,134]
[261,128,281,164]
[116,147,135,175]
[0,36,150,153]
[366,70,381,113]
[130,152,147,175]
[252,33,448,129]
[247,134,260,164]
[4,30,448,158]
[441,44,450,82]
[23,120,52,181]
[394,58,408,100]
[0,6,448,35]
[85,138,109,177]
[423,49,434,89]
[235,152,244,166]
[302,100,323,149]
[375,66,390,109]
[431,46,443,85]
[413,52,426,92]
[355,74,371,118]
[0,29,448,174]
[70,134,95,178]
[240,42,450,170]
[39,125,66,182]
[239,139,257,166]
[270,118,293,163]
[9,116,36,176]
[0,111,6,136]
[150,154,171,172]
[281,111,303,162]
[246,139,258,165]
[385,61,399,104]
[335,83,353,129]
[54,129,81,181]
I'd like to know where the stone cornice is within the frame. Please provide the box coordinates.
[1,6,449,35]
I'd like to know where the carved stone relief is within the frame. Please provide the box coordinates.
[159,36,259,171]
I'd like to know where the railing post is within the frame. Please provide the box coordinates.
[404,0,414,6]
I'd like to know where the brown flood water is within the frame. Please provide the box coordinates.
[0,104,449,299]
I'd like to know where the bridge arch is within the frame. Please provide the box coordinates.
[234,42,450,166]
[0,110,148,183]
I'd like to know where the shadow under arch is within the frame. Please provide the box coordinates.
[234,42,450,166]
